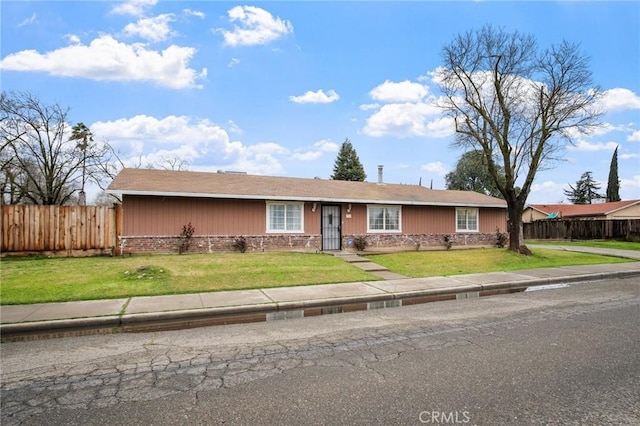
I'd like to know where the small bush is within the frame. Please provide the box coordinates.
[178,222,195,254]
[495,228,508,248]
[443,234,453,250]
[232,236,248,253]
[353,236,367,251]
[626,231,640,243]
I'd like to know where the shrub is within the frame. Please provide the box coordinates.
[232,236,248,253]
[353,236,367,251]
[495,228,508,248]
[443,234,453,250]
[178,222,195,254]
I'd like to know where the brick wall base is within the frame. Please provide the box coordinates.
[343,233,503,252]
[118,235,323,255]
[118,232,505,255]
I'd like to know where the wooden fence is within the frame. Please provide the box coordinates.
[523,219,640,240]
[1,205,122,256]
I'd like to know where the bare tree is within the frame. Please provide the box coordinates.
[0,91,114,205]
[437,25,601,253]
[156,155,190,171]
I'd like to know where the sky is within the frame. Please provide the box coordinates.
[1,0,639,205]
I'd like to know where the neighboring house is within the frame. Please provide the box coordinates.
[522,200,640,223]
[107,168,508,254]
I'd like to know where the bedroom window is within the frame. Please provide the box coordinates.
[456,208,479,232]
[367,205,401,232]
[267,202,303,233]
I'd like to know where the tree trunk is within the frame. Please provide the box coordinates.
[507,202,530,255]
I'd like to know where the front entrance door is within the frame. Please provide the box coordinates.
[321,205,342,251]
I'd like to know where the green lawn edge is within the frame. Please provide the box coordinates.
[1,245,636,305]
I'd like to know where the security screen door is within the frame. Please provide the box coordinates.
[321,205,342,251]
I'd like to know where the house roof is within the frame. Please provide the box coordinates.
[525,200,640,218]
[107,168,507,208]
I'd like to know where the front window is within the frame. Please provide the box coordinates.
[267,202,303,233]
[456,208,478,232]
[368,205,401,232]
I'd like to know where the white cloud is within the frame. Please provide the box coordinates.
[369,80,428,103]
[528,180,568,204]
[92,115,229,146]
[567,140,619,152]
[620,152,639,160]
[290,151,323,161]
[362,102,447,138]
[313,139,339,152]
[359,103,380,111]
[220,6,293,47]
[227,57,240,68]
[183,9,205,19]
[597,88,640,113]
[627,130,640,142]
[111,0,157,17]
[421,161,449,176]
[620,175,640,200]
[123,14,175,42]
[0,35,207,89]
[65,34,81,44]
[226,120,243,134]
[223,141,288,175]
[289,139,339,161]
[17,13,37,27]
[92,115,288,175]
[289,89,339,104]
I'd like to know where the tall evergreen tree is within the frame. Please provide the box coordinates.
[564,171,603,204]
[606,146,621,202]
[330,139,366,181]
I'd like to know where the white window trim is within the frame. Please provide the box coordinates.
[266,201,305,233]
[455,207,479,232]
[367,204,402,233]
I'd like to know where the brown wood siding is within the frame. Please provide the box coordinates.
[123,195,322,236]
[341,204,367,234]
[122,196,507,237]
[339,204,507,235]
[403,206,454,233]
[479,208,508,233]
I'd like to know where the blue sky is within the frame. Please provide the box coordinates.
[1,0,639,204]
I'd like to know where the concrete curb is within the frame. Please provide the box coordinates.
[2,268,638,342]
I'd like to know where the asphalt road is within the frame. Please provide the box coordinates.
[2,277,639,425]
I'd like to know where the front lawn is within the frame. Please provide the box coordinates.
[0,252,377,305]
[1,247,634,305]
[365,247,634,278]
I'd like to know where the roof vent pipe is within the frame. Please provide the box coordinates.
[378,165,384,184]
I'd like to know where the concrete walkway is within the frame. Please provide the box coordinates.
[332,251,409,280]
[2,246,639,341]
[526,244,640,260]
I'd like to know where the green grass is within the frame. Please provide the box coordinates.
[2,245,635,305]
[525,239,640,251]
[365,247,634,278]
[0,252,377,305]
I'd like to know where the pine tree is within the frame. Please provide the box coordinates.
[564,171,603,204]
[330,139,366,181]
[606,146,621,202]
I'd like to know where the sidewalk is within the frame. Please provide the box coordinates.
[2,246,639,341]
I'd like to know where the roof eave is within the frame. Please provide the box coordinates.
[106,189,507,209]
